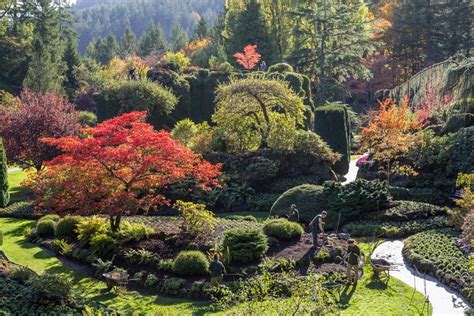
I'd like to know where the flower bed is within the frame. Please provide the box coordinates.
[403,230,473,304]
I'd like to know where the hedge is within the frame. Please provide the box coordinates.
[314,103,351,174]
[0,202,37,219]
[0,138,9,208]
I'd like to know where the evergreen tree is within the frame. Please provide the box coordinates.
[224,0,279,65]
[261,0,294,59]
[290,0,375,101]
[170,21,189,52]
[23,0,70,93]
[193,17,210,40]
[138,22,166,57]
[63,35,81,97]
[94,34,118,65]
[120,27,137,57]
[0,138,9,208]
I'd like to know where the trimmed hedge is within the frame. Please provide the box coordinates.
[0,202,37,219]
[55,216,83,239]
[263,218,303,240]
[270,179,390,229]
[222,228,268,264]
[0,138,9,208]
[173,251,209,276]
[314,103,351,174]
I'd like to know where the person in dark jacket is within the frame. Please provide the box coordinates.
[309,211,327,246]
[209,254,226,286]
[345,239,361,285]
[286,204,300,222]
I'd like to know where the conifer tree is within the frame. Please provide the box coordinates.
[224,0,278,65]
[63,35,81,97]
[94,34,119,65]
[0,138,9,208]
[23,0,69,93]
[170,21,189,52]
[138,22,166,57]
[193,17,210,40]
[120,27,137,57]
[290,0,374,101]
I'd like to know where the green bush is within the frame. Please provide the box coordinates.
[9,266,35,283]
[0,202,37,219]
[89,233,118,258]
[76,216,109,245]
[157,259,175,273]
[173,250,209,276]
[27,273,71,304]
[39,214,60,223]
[246,193,280,212]
[224,215,258,222]
[117,221,154,243]
[55,216,82,239]
[222,228,268,264]
[313,249,331,264]
[263,218,303,240]
[0,138,9,208]
[36,220,55,237]
[144,273,159,288]
[382,200,447,221]
[161,277,186,296]
[314,103,351,174]
[270,179,390,228]
[121,248,160,266]
[268,63,294,73]
[389,186,448,205]
[78,111,97,127]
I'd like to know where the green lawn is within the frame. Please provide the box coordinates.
[8,169,31,203]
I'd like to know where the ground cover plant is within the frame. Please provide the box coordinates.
[403,230,473,304]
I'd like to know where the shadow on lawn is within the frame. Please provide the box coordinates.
[339,284,357,306]
[3,219,33,237]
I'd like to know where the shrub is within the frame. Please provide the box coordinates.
[225,215,257,222]
[78,111,97,127]
[270,179,390,228]
[36,220,55,237]
[175,200,218,237]
[222,228,268,264]
[219,62,234,74]
[0,202,37,219]
[173,251,209,276]
[121,248,160,266]
[382,200,447,221]
[268,63,294,73]
[27,273,71,304]
[9,266,35,283]
[263,218,303,240]
[144,273,159,288]
[89,233,118,258]
[91,258,113,276]
[161,277,186,295]
[313,249,331,264]
[76,216,109,245]
[0,138,9,208]
[49,239,72,255]
[39,214,60,223]
[157,259,175,273]
[171,119,197,146]
[293,130,339,163]
[314,103,351,174]
[246,193,280,212]
[389,186,447,205]
[117,221,154,243]
[55,216,82,239]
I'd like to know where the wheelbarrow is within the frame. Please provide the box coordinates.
[103,271,129,292]
[370,258,398,280]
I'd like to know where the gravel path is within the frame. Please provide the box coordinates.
[372,240,470,315]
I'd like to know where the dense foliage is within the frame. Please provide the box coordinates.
[26,112,221,231]
[173,251,209,276]
[222,228,268,264]
[263,218,303,241]
[0,138,8,207]
[403,230,473,304]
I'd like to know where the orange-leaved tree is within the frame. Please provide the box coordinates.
[26,112,221,231]
[360,97,423,184]
[233,45,261,70]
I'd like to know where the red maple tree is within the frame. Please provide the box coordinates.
[233,45,261,70]
[26,112,221,231]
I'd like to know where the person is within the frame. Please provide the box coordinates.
[309,211,327,246]
[345,239,361,285]
[287,204,300,222]
[128,68,136,80]
[209,254,226,286]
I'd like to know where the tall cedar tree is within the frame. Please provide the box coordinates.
[0,89,80,171]
[290,0,375,101]
[224,0,278,65]
[193,17,210,40]
[0,138,9,208]
[138,23,166,57]
[170,22,189,52]
[120,27,137,57]
[63,36,81,98]
[27,112,221,231]
[23,0,70,93]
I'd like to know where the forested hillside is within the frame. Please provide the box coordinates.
[72,0,225,52]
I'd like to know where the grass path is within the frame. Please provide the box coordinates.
[0,217,210,315]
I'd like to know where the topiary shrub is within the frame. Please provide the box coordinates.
[222,228,268,264]
[55,216,82,239]
[0,138,9,208]
[314,103,351,174]
[173,250,209,276]
[36,220,55,237]
[268,63,294,73]
[263,218,303,240]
